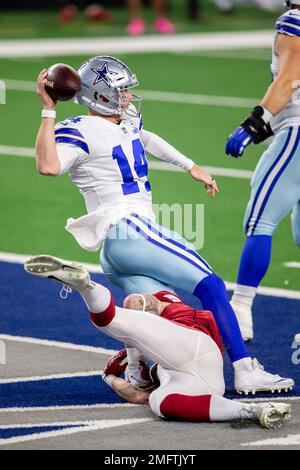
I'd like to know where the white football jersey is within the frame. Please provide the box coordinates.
[55,110,153,216]
[271,8,300,132]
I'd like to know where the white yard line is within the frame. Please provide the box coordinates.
[0,143,254,180]
[174,51,271,61]
[0,370,103,385]
[2,78,259,109]
[283,262,300,269]
[0,251,299,300]
[0,403,138,413]
[0,418,154,447]
[241,433,300,447]
[0,31,274,58]
[0,334,117,356]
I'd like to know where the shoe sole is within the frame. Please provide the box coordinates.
[236,383,294,395]
[24,255,89,287]
[261,404,292,429]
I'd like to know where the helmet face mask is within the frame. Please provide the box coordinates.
[74,56,142,118]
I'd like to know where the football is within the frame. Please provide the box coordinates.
[45,63,81,102]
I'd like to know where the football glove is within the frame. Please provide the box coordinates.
[226,105,274,158]
[125,361,155,391]
[103,349,128,380]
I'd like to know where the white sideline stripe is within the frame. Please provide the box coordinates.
[0,334,117,356]
[0,403,138,413]
[0,144,254,180]
[0,419,115,429]
[1,250,300,300]
[0,418,154,447]
[241,433,300,447]
[0,396,298,414]
[0,31,274,58]
[0,370,103,384]
[2,78,258,109]
[283,262,300,269]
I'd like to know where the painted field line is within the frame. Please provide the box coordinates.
[0,144,254,180]
[0,418,154,447]
[241,433,300,447]
[283,262,300,269]
[1,251,299,300]
[0,31,274,58]
[0,370,103,385]
[0,334,117,356]
[2,78,259,109]
[174,51,271,61]
[0,403,138,413]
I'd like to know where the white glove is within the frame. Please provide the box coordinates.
[125,361,154,391]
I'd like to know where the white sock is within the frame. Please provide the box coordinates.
[209,395,244,421]
[233,357,253,372]
[231,284,257,309]
[79,282,111,313]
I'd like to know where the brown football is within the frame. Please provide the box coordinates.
[45,63,81,102]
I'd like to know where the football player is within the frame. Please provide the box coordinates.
[24,255,292,429]
[226,1,300,341]
[35,55,294,393]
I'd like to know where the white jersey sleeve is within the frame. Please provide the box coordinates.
[276,9,300,37]
[54,117,90,175]
[140,129,194,172]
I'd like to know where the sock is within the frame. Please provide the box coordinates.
[237,235,272,287]
[160,394,247,422]
[194,274,250,363]
[80,283,111,313]
[80,282,115,328]
[231,284,257,309]
[160,394,211,421]
[209,395,244,421]
[232,357,253,372]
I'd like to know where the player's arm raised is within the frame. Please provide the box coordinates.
[140,129,219,199]
[226,34,300,158]
[35,69,61,176]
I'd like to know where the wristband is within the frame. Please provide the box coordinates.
[42,109,56,119]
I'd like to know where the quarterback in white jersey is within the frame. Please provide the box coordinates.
[34,56,294,395]
[226,1,300,341]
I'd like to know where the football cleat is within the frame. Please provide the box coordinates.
[235,359,294,395]
[248,402,292,429]
[24,255,94,294]
[230,300,253,341]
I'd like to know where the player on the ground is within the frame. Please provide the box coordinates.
[35,55,294,394]
[24,255,292,428]
[226,1,300,341]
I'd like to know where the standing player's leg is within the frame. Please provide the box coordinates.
[291,200,300,248]
[231,126,300,340]
[101,214,250,365]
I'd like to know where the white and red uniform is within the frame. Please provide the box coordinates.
[88,286,225,422]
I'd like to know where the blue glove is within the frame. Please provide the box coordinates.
[225,127,253,158]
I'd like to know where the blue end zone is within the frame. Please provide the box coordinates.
[0,261,299,409]
[0,424,85,440]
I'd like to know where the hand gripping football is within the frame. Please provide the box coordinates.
[45,63,81,102]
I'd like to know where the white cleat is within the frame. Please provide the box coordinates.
[24,255,94,293]
[251,402,292,429]
[235,358,294,395]
[230,300,253,341]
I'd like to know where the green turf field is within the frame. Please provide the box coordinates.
[0,42,299,290]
